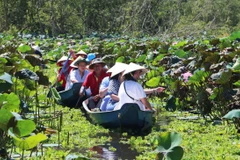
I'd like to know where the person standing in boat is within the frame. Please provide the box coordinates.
[115,63,164,111]
[56,56,73,91]
[79,58,109,108]
[100,62,128,111]
[65,57,90,92]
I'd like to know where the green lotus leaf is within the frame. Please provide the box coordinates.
[8,130,48,150]
[13,120,36,137]
[116,56,125,62]
[136,55,146,63]
[146,77,160,87]
[0,72,12,84]
[17,44,32,53]
[233,80,240,87]
[0,109,14,131]
[0,93,20,112]
[229,31,240,41]
[232,58,240,71]
[154,132,183,160]
[166,146,184,160]
[223,109,240,119]
[174,50,187,58]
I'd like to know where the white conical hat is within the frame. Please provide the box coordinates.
[107,62,128,78]
[76,50,87,56]
[70,56,87,68]
[57,56,68,63]
[122,63,148,76]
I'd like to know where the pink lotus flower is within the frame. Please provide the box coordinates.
[181,71,193,82]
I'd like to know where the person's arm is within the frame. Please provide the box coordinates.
[69,70,79,83]
[99,77,109,98]
[99,88,108,98]
[79,75,89,96]
[79,86,86,96]
[110,94,119,101]
[140,98,153,110]
[144,87,165,95]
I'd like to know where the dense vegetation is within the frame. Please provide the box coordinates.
[0,30,240,159]
[1,0,240,36]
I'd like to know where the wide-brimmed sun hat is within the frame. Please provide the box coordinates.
[86,53,96,62]
[57,56,70,66]
[88,58,106,69]
[107,62,128,78]
[122,63,148,76]
[70,56,87,68]
[76,50,87,56]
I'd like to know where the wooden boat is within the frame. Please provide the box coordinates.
[57,83,87,108]
[82,99,154,129]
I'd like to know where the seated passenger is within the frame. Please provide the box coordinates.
[79,58,109,108]
[100,62,128,111]
[115,63,157,111]
[65,57,89,91]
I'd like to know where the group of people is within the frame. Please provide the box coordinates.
[56,50,165,111]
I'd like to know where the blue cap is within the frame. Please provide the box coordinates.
[86,53,96,62]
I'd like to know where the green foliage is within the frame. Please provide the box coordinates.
[146,77,160,88]
[13,120,36,137]
[0,109,14,131]
[0,93,20,112]
[1,0,240,36]
[17,44,32,53]
[232,57,240,71]
[9,130,48,150]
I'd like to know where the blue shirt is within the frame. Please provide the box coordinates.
[99,76,110,91]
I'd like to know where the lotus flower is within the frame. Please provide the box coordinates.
[181,71,193,82]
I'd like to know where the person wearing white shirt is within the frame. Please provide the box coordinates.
[115,63,164,111]
[65,57,90,92]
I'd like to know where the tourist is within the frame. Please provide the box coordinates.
[65,57,89,91]
[100,62,128,111]
[79,58,109,108]
[56,56,72,91]
[115,63,164,111]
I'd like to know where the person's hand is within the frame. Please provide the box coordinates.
[155,87,165,93]
[79,91,84,97]
[93,94,100,102]
[57,74,61,81]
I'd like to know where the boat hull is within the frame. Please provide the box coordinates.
[82,99,154,129]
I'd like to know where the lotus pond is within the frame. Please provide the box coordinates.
[0,32,240,159]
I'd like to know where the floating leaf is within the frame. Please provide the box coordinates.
[166,146,184,160]
[174,50,186,58]
[223,109,240,119]
[0,109,14,131]
[188,70,209,84]
[0,72,13,84]
[116,56,125,62]
[174,41,188,48]
[0,93,20,112]
[154,54,165,61]
[211,69,232,84]
[13,120,36,137]
[136,55,146,63]
[229,31,240,41]
[232,58,240,71]
[8,130,48,150]
[17,44,31,53]
[146,77,160,87]
[154,132,184,160]
[233,80,240,87]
